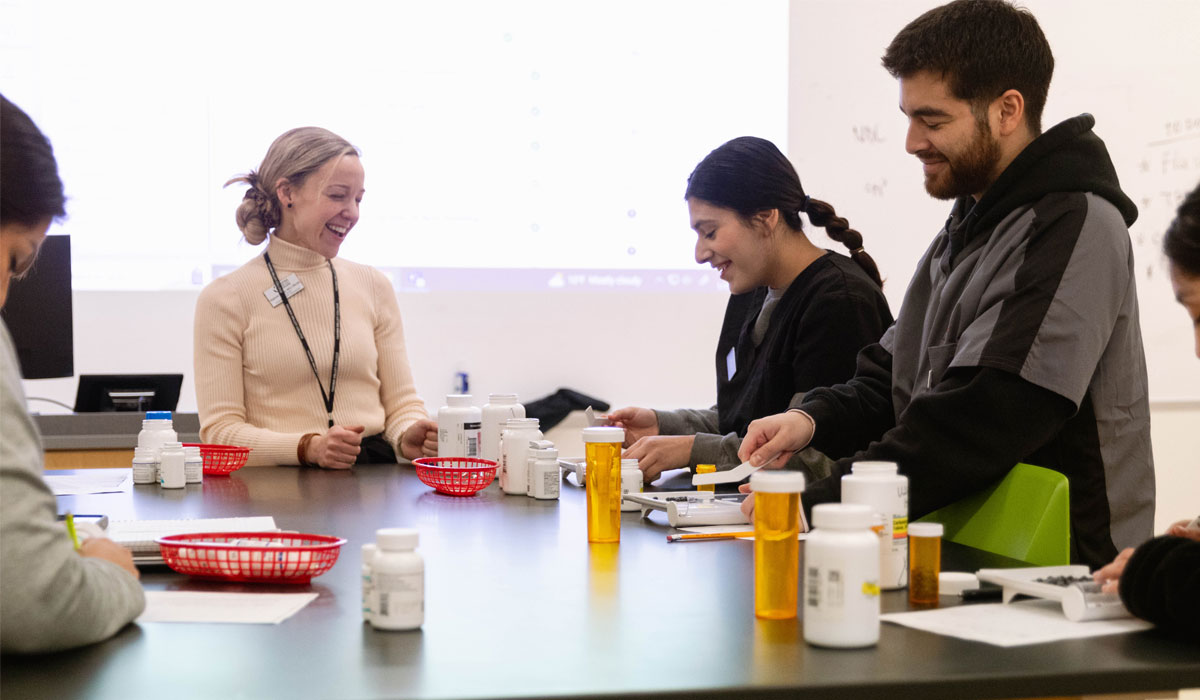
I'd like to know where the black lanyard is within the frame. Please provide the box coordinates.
[264,252,340,428]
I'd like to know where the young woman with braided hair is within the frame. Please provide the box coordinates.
[610,136,893,482]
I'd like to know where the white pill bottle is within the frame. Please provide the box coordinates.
[158,441,186,489]
[841,461,909,589]
[437,395,482,458]
[371,528,424,631]
[480,393,524,464]
[620,458,643,511]
[528,445,561,500]
[803,503,881,648]
[499,418,541,495]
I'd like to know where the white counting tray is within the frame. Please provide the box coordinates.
[976,565,1131,622]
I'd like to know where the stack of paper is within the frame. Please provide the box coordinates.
[107,516,278,564]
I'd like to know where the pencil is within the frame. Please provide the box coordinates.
[65,511,81,551]
[667,531,754,542]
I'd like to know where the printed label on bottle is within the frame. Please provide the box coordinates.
[375,572,424,619]
[542,471,560,498]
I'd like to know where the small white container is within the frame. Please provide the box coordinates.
[361,543,378,623]
[804,503,881,648]
[528,445,560,500]
[841,461,909,590]
[371,528,424,631]
[131,447,158,485]
[481,393,525,464]
[620,458,643,511]
[437,395,482,458]
[499,418,542,495]
[183,446,204,484]
[158,441,186,489]
[525,440,555,496]
[137,411,176,448]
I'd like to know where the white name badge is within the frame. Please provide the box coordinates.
[726,347,737,379]
[264,273,305,307]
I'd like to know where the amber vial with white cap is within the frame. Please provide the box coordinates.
[583,427,624,543]
[751,470,805,619]
[908,522,943,606]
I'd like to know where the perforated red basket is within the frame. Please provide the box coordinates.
[183,443,250,476]
[156,531,346,583]
[412,457,498,496]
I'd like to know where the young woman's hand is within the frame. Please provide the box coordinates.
[606,407,659,446]
[400,418,439,460]
[308,425,365,469]
[1093,547,1135,593]
[622,435,694,482]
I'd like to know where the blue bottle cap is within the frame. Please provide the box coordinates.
[146,411,172,420]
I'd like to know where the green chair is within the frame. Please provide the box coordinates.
[916,462,1070,566]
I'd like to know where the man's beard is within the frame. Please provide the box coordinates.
[922,123,1002,200]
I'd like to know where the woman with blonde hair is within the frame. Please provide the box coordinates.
[194,127,436,468]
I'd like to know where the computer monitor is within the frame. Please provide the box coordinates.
[73,374,183,412]
[0,234,73,379]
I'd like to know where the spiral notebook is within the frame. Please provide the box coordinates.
[106,516,278,565]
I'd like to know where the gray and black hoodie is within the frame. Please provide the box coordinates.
[794,114,1154,569]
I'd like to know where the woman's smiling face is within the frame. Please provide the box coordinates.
[277,154,365,259]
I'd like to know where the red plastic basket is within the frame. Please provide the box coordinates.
[412,457,498,496]
[156,531,346,583]
[183,443,250,476]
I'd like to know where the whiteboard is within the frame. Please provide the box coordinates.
[787,0,1200,401]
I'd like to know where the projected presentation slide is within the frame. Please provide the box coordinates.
[2,0,787,292]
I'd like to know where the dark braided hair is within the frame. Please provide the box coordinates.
[1164,181,1200,278]
[685,136,882,287]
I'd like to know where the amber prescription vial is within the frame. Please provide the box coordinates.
[908,522,943,606]
[583,427,625,543]
[695,464,716,492]
[751,470,806,620]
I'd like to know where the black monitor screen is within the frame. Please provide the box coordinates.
[0,235,73,379]
[73,374,183,412]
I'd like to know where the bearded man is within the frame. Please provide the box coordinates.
[738,0,1153,568]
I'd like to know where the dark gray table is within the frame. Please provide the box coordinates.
[3,466,1197,700]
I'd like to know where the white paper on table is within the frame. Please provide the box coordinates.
[881,598,1152,647]
[44,472,131,496]
[679,525,808,541]
[137,591,318,624]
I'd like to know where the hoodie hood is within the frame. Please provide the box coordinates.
[951,114,1138,247]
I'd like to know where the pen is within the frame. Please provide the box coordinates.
[65,511,81,551]
[667,531,754,542]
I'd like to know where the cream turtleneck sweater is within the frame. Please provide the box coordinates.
[194,235,428,466]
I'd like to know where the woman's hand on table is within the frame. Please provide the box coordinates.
[400,418,439,461]
[308,425,365,469]
[623,434,694,482]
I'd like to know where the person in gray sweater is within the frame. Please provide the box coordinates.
[0,93,144,654]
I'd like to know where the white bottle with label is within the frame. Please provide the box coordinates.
[371,528,424,631]
[481,393,524,464]
[528,445,560,500]
[526,440,554,496]
[158,441,186,489]
[499,418,541,495]
[803,503,881,648]
[183,445,204,484]
[620,458,643,511]
[137,411,177,482]
[437,395,482,458]
[361,543,378,623]
[841,461,909,590]
[131,447,158,485]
